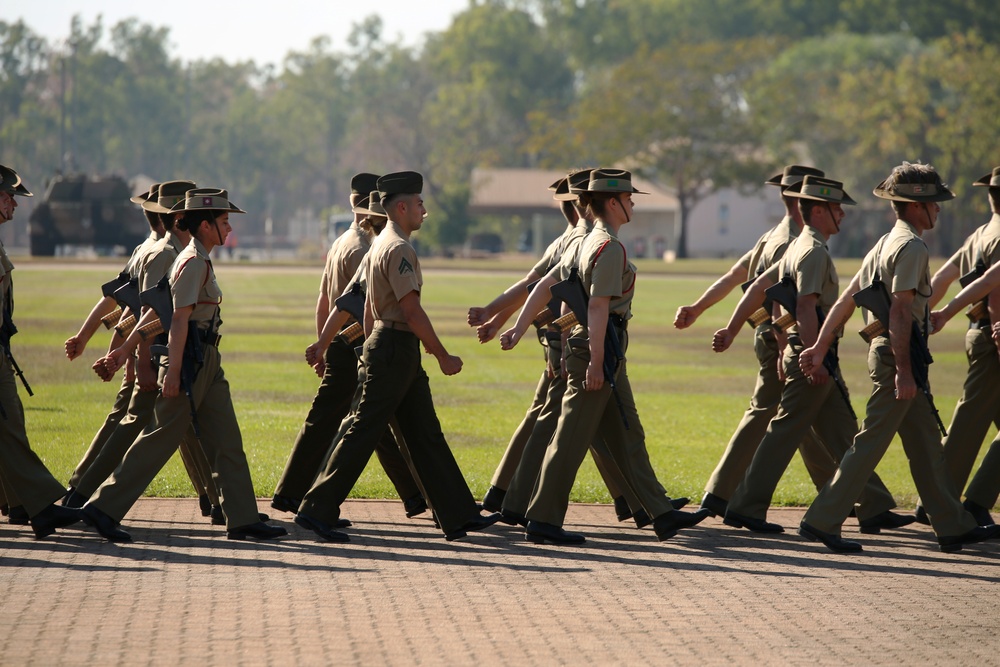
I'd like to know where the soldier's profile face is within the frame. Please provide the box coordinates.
[405,195,426,229]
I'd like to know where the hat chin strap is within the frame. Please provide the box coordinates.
[825,203,838,231]
[618,194,631,224]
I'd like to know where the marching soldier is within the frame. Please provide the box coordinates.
[712,176,906,533]
[295,171,500,542]
[675,165,844,518]
[799,162,998,553]
[62,182,166,503]
[80,188,286,542]
[272,174,422,517]
[469,170,656,524]
[913,166,1000,526]
[0,164,82,537]
[65,181,220,519]
[500,169,708,545]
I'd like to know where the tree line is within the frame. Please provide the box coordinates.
[2,0,999,256]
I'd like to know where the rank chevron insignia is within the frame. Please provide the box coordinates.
[398,257,414,275]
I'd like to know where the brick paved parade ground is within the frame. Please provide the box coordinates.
[1,499,997,666]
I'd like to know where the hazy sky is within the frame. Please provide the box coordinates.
[11,1,472,66]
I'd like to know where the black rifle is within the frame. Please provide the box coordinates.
[0,305,32,420]
[333,282,366,349]
[765,276,857,421]
[99,271,132,329]
[959,258,988,323]
[101,271,131,301]
[334,282,365,323]
[550,268,630,429]
[852,279,947,437]
[111,278,142,336]
[113,278,141,318]
[527,279,562,329]
[141,277,204,437]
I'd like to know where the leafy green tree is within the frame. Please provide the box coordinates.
[558,38,777,257]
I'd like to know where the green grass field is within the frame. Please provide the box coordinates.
[10,256,989,508]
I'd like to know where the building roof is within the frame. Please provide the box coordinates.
[469,167,679,215]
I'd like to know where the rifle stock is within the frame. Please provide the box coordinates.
[101,272,130,299]
[100,306,123,329]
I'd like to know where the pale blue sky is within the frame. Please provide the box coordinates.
[10,1,471,65]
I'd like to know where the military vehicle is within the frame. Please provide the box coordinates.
[28,173,149,256]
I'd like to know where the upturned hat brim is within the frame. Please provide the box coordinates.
[0,165,33,197]
[972,168,1000,188]
[353,190,387,217]
[872,179,955,203]
[766,165,825,188]
[586,169,647,195]
[784,176,856,205]
[144,180,198,214]
[169,190,246,214]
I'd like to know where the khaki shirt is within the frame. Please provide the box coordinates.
[343,254,369,298]
[0,239,14,327]
[780,225,839,312]
[579,221,635,321]
[138,232,186,291]
[858,220,931,330]
[549,219,594,282]
[320,223,371,310]
[366,221,421,325]
[953,214,1000,277]
[741,215,798,281]
[170,238,223,331]
[531,222,576,277]
[124,230,162,280]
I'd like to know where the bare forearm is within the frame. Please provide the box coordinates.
[318,307,351,349]
[928,259,960,309]
[587,298,609,367]
[889,300,912,375]
[77,295,118,341]
[315,294,330,339]
[694,263,746,312]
